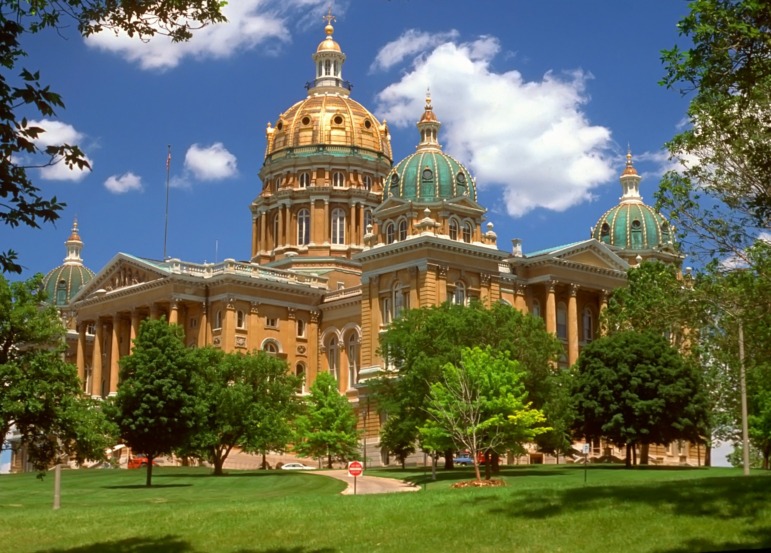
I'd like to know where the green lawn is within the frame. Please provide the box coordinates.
[1,464,770,552]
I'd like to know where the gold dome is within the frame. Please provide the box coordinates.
[266,94,392,160]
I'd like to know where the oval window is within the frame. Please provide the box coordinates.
[276,122,283,131]
[364,119,372,129]
[333,115,343,125]
[302,116,311,126]
[422,168,433,180]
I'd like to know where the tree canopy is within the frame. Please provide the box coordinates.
[0,1,226,272]
[572,331,709,467]
[0,273,113,472]
[111,318,203,486]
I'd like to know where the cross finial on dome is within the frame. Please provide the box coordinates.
[323,7,335,35]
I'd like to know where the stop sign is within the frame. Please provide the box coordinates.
[348,460,364,477]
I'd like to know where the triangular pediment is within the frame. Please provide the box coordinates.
[71,253,171,302]
[522,239,630,272]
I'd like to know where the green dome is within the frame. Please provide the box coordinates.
[43,264,95,306]
[383,150,477,202]
[593,202,673,250]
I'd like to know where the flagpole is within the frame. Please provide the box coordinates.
[164,145,171,260]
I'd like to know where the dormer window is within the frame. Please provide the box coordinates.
[600,223,610,244]
[422,168,433,180]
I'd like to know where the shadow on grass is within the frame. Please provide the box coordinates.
[37,534,193,552]
[102,484,193,490]
[233,548,337,553]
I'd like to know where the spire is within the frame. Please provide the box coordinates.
[416,90,442,151]
[309,9,350,94]
[619,147,642,203]
[63,218,84,265]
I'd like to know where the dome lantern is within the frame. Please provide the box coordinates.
[43,218,95,306]
[619,147,643,203]
[309,9,350,95]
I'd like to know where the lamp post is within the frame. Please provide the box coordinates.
[738,320,750,476]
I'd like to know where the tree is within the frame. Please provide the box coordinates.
[0,274,113,472]
[658,0,771,268]
[420,347,548,482]
[375,301,561,467]
[0,1,226,273]
[182,347,301,475]
[111,318,202,486]
[572,331,709,468]
[293,372,359,468]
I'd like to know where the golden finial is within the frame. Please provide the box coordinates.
[323,7,335,36]
[426,87,431,107]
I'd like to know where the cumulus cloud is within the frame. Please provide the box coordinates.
[104,172,143,194]
[84,0,335,70]
[183,143,238,182]
[28,119,92,182]
[370,29,460,72]
[375,36,615,217]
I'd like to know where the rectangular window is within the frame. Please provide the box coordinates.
[266,317,278,328]
[381,297,392,325]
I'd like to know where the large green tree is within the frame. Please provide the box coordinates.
[293,372,359,469]
[572,331,709,467]
[1,274,113,472]
[111,318,203,486]
[182,347,301,475]
[0,1,226,272]
[420,347,548,482]
[375,301,561,468]
[658,0,771,268]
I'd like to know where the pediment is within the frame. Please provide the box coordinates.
[71,254,170,302]
[524,239,630,272]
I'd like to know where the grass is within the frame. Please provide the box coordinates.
[1,464,770,552]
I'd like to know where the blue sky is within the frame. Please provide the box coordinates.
[6,0,694,279]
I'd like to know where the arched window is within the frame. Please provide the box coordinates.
[56,280,67,305]
[332,171,345,187]
[327,336,339,380]
[347,333,359,388]
[324,59,331,75]
[452,281,466,306]
[557,302,567,340]
[214,310,223,330]
[297,209,310,246]
[631,219,643,248]
[398,219,408,241]
[462,222,472,243]
[582,308,594,342]
[274,176,283,191]
[385,222,395,244]
[449,219,459,241]
[236,310,245,329]
[272,214,280,244]
[390,174,399,192]
[364,209,373,232]
[297,319,306,338]
[331,208,346,244]
[363,175,372,191]
[600,222,611,244]
[299,172,310,188]
[531,299,541,319]
[263,340,280,354]
[295,363,306,394]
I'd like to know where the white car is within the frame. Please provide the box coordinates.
[280,462,315,470]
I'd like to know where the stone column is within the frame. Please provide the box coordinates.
[130,310,140,352]
[514,283,528,313]
[309,310,321,385]
[437,265,449,304]
[109,316,120,395]
[223,297,236,352]
[545,281,557,335]
[276,207,284,249]
[91,319,103,397]
[149,303,159,320]
[323,199,330,244]
[76,323,87,384]
[284,204,292,246]
[260,210,267,254]
[568,284,579,366]
[199,302,209,346]
[169,298,179,325]
[252,215,259,259]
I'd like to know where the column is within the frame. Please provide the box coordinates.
[284,204,291,245]
[276,207,284,248]
[91,319,103,397]
[149,303,159,320]
[437,265,449,304]
[514,283,528,313]
[199,302,209,346]
[545,281,557,335]
[323,199,330,243]
[222,297,236,352]
[109,316,120,395]
[252,216,259,259]
[169,298,179,325]
[76,323,87,384]
[568,284,579,366]
[260,210,267,254]
[130,310,140,352]
[348,203,356,247]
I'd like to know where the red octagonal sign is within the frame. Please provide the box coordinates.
[348,460,364,477]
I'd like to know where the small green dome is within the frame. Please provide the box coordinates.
[42,219,95,306]
[593,202,673,250]
[383,150,477,202]
[383,94,476,203]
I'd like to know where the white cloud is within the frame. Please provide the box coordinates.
[84,0,335,70]
[375,36,615,217]
[27,119,92,182]
[184,143,238,181]
[370,29,460,72]
[104,172,143,194]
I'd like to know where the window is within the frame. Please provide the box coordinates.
[452,281,466,306]
[364,209,373,232]
[385,222,395,244]
[331,208,346,244]
[299,172,310,188]
[531,299,541,319]
[190,318,198,328]
[266,317,278,328]
[390,174,399,191]
[274,176,283,191]
[297,209,310,246]
[86,323,95,335]
[214,310,223,330]
[347,333,359,388]
[557,302,567,340]
[363,175,372,191]
[631,219,643,248]
[56,280,67,305]
[324,59,331,75]
[236,310,245,329]
[456,171,467,194]
[332,171,345,187]
[263,340,279,354]
[297,319,306,338]
[449,219,459,240]
[600,222,611,244]
[296,363,306,394]
[422,168,433,180]
[582,308,594,342]
[462,222,472,243]
[398,219,408,241]
[393,282,409,319]
[381,297,392,325]
[328,336,339,380]
[272,214,280,243]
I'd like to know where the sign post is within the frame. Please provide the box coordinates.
[348,460,364,495]
[582,443,590,484]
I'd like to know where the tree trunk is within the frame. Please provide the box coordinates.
[640,443,649,465]
[484,452,492,480]
[473,460,482,482]
[625,444,632,468]
[492,451,500,474]
[327,453,333,469]
[704,443,711,467]
[145,455,154,487]
[212,454,224,476]
[444,449,454,470]
[261,451,268,470]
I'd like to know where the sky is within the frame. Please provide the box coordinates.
[5,0,696,280]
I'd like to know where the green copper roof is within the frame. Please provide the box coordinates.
[43,264,95,306]
[592,202,673,250]
[383,150,476,203]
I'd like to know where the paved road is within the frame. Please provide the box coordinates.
[309,469,420,495]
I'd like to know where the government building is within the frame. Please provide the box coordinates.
[38,19,703,468]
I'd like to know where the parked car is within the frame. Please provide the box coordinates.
[127,454,159,469]
[454,454,474,466]
[280,462,316,470]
